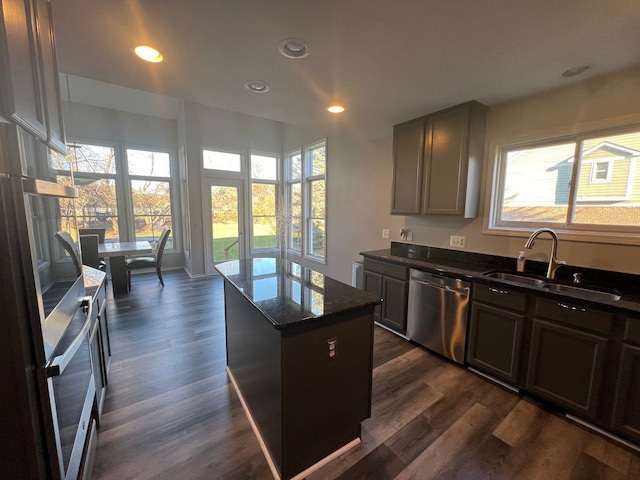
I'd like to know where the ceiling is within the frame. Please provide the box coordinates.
[51,0,640,139]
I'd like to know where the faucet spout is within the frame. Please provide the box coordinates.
[524,228,566,280]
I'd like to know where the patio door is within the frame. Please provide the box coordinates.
[204,178,245,275]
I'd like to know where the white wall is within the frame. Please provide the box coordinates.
[401,66,640,274]
[182,101,283,277]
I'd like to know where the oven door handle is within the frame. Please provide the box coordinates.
[45,297,93,378]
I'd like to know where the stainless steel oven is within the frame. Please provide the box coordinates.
[44,295,95,480]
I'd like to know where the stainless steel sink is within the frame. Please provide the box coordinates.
[484,271,546,287]
[542,283,621,302]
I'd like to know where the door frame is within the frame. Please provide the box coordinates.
[203,177,246,275]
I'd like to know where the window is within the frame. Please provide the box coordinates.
[50,142,176,248]
[126,148,173,248]
[51,143,120,242]
[286,139,327,262]
[203,149,242,172]
[590,160,612,183]
[250,153,279,252]
[490,127,640,236]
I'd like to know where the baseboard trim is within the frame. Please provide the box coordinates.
[467,367,520,393]
[226,366,361,480]
[374,322,409,340]
[565,414,640,454]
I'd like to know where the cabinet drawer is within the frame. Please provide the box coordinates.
[363,259,408,280]
[535,298,612,335]
[623,317,640,345]
[473,283,528,312]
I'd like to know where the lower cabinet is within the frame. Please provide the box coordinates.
[611,343,640,443]
[363,259,408,334]
[526,318,608,419]
[89,278,111,422]
[467,301,526,385]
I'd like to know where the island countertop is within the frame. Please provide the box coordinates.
[215,257,381,330]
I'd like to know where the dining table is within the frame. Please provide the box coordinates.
[98,241,153,295]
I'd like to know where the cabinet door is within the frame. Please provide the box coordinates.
[363,270,383,322]
[0,0,47,140]
[381,277,408,334]
[34,0,65,153]
[391,118,425,214]
[611,344,640,442]
[467,302,525,384]
[526,318,608,419]
[422,105,469,214]
[89,302,106,420]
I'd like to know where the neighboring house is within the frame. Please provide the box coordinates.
[502,133,640,225]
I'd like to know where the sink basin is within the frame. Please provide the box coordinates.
[484,271,546,287]
[542,283,621,302]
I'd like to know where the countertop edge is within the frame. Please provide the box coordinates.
[360,249,640,315]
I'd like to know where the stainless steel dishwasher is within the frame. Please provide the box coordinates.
[407,269,470,364]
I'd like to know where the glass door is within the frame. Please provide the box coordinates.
[204,178,245,275]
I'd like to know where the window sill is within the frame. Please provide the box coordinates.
[483,224,640,246]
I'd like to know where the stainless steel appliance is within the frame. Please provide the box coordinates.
[0,122,96,479]
[407,269,470,364]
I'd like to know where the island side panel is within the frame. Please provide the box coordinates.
[280,308,375,478]
[223,280,283,472]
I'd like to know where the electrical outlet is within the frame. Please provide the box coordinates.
[382,229,390,239]
[450,235,466,248]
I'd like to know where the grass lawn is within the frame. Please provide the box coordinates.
[213,223,277,262]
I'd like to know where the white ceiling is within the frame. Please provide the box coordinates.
[51,0,640,139]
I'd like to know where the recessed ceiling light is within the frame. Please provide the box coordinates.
[244,80,270,93]
[562,65,590,77]
[278,38,309,59]
[327,105,345,113]
[134,45,163,63]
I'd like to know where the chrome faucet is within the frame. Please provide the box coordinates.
[524,228,566,280]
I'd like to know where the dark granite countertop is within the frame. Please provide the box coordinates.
[216,258,381,330]
[83,265,106,298]
[360,243,640,315]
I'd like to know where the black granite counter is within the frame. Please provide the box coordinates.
[216,258,381,329]
[361,243,640,314]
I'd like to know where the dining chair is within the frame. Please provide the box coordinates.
[125,228,171,290]
[79,234,107,271]
[78,228,106,243]
[55,231,82,277]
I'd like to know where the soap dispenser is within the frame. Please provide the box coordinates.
[516,251,526,272]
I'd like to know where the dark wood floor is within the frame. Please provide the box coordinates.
[92,270,640,480]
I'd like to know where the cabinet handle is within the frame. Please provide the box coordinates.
[489,287,509,295]
[558,302,586,312]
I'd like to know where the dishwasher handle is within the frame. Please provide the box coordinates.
[409,269,470,296]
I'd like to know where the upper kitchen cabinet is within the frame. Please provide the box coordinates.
[0,0,66,156]
[390,117,425,214]
[391,101,487,218]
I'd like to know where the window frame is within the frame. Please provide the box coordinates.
[249,150,280,255]
[486,124,640,244]
[285,139,327,264]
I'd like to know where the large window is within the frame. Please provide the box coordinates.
[250,153,278,252]
[490,127,640,237]
[286,139,327,262]
[127,148,173,247]
[50,142,175,248]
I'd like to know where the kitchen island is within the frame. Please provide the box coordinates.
[216,258,381,480]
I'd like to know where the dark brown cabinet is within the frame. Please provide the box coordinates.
[526,299,612,420]
[90,279,111,420]
[467,284,528,385]
[0,0,66,153]
[390,118,425,214]
[611,318,640,442]
[390,101,487,218]
[363,259,409,334]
